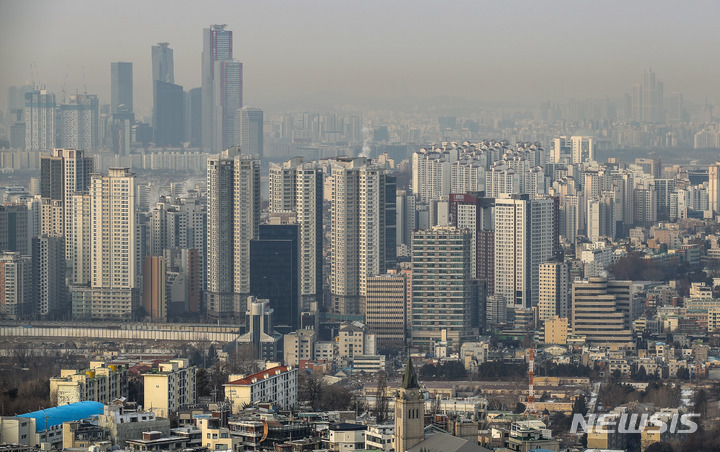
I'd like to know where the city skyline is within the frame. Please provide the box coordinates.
[2,1,720,117]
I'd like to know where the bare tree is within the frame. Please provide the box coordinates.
[373,372,389,423]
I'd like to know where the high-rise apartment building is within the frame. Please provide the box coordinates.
[571,136,594,164]
[365,272,407,350]
[111,62,133,115]
[494,194,559,309]
[709,162,720,215]
[0,204,30,255]
[202,24,233,151]
[329,158,396,315]
[449,192,494,292]
[234,107,262,156]
[538,260,570,322]
[24,90,56,152]
[40,148,94,260]
[411,227,478,352]
[268,158,323,309]
[71,168,137,320]
[632,69,664,123]
[0,252,33,319]
[206,148,259,319]
[60,94,99,151]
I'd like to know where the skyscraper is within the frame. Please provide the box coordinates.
[329,158,395,315]
[110,62,133,115]
[494,194,559,309]
[202,24,233,151]
[235,107,263,156]
[213,59,243,151]
[24,90,56,152]
[269,158,323,310]
[152,43,184,147]
[151,42,174,84]
[365,272,407,350]
[206,147,260,319]
[185,87,202,147]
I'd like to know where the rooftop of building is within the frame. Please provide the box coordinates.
[18,401,104,432]
[225,365,291,386]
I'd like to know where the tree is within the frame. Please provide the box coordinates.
[572,394,588,416]
[298,372,324,410]
[645,442,675,452]
[676,367,690,380]
[513,402,526,414]
[373,372,389,423]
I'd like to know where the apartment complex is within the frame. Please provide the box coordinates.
[224,366,297,413]
[143,359,196,418]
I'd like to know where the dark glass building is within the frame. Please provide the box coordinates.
[250,224,300,331]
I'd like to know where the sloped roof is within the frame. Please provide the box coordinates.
[225,366,290,386]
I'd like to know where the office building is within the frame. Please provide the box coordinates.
[224,366,297,414]
[365,272,407,350]
[111,62,133,115]
[143,359,196,418]
[337,321,377,359]
[269,158,324,309]
[202,24,233,151]
[152,43,183,147]
[185,87,202,147]
[24,90,56,152]
[152,42,174,84]
[494,194,559,309]
[330,158,396,315]
[234,107,262,156]
[250,223,300,331]
[60,94,99,151]
[213,59,243,150]
[236,296,282,360]
[0,252,33,319]
[206,148,259,319]
[538,260,570,322]
[411,227,478,352]
[153,80,184,147]
[571,277,633,349]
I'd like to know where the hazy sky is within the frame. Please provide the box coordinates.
[2,0,719,117]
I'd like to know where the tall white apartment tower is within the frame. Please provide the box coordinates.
[709,162,720,215]
[494,194,558,309]
[329,158,396,315]
[269,157,323,310]
[206,147,260,319]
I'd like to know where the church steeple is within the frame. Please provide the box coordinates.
[395,356,424,452]
[401,356,420,389]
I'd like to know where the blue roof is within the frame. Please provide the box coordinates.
[18,401,104,432]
